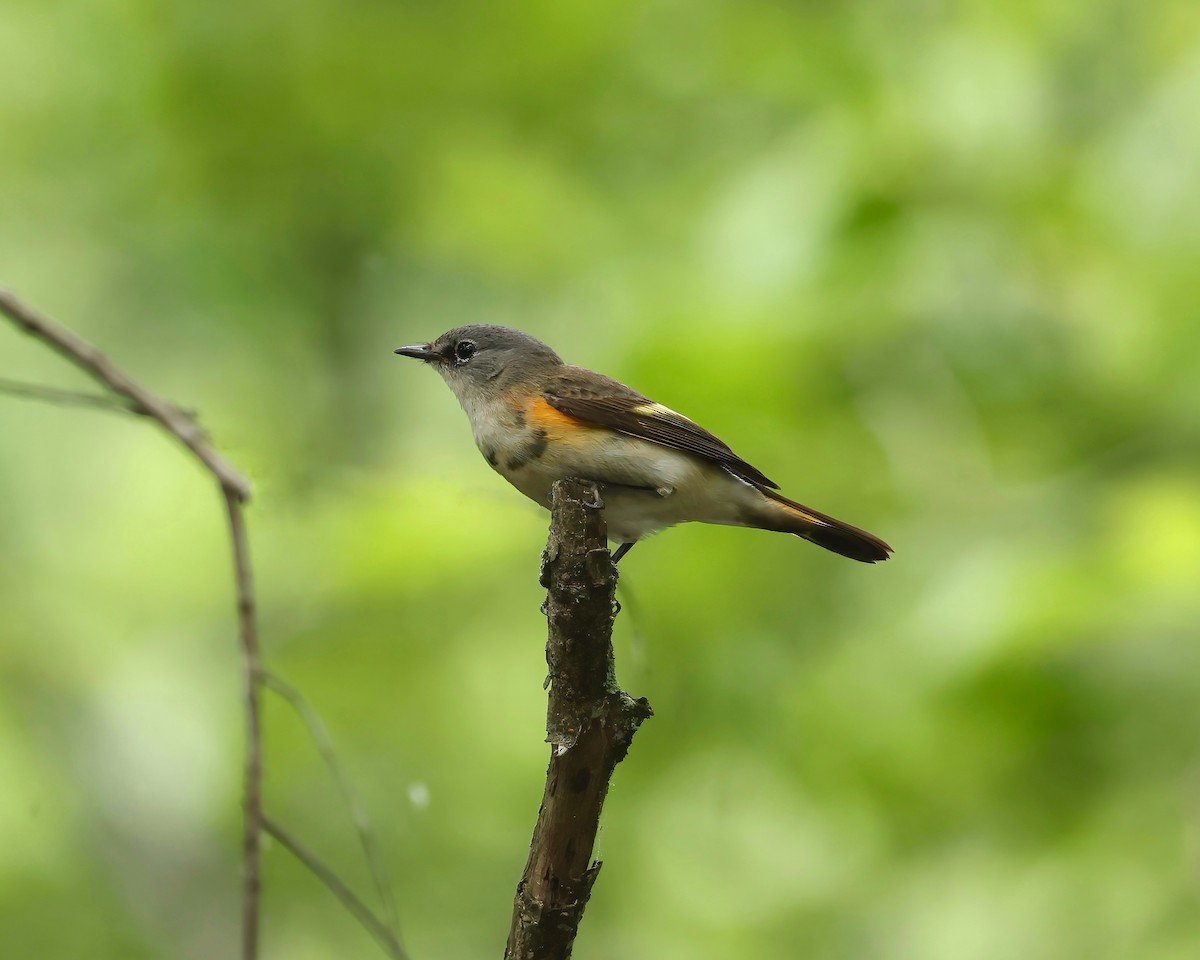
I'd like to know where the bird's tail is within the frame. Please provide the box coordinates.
[751,488,892,563]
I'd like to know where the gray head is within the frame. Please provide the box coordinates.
[394,325,564,404]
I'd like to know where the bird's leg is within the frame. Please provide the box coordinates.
[612,542,635,564]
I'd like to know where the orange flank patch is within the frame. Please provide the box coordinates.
[522,396,601,442]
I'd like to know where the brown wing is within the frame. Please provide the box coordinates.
[542,368,778,489]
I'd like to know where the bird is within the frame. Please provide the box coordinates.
[395,326,891,564]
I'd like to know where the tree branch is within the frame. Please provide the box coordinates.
[0,286,250,500]
[263,817,409,960]
[0,377,139,414]
[0,285,262,959]
[264,672,402,944]
[505,479,653,960]
[225,491,263,959]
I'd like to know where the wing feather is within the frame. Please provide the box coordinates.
[542,369,778,489]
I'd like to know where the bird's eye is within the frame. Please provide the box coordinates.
[454,340,476,363]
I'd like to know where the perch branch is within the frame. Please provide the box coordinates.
[0,285,262,959]
[505,479,653,960]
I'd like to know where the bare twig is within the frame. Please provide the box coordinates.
[226,493,263,959]
[0,286,262,959]
[0,286,250,500]
[264,672,402,943]
[0,377,138,414]
[263,817,409,960]
[505,479,653,959]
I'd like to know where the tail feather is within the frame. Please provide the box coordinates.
[755,488,892,563]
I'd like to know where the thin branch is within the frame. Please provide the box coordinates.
[505,479,653,959]
[226,492,264,960]
[0,377,139,414]
[263,816,409,960]
[263,672,403,943]
[0,286,250,501]
[0,285,262,960]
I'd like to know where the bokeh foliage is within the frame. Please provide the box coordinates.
[3,1,1200,958]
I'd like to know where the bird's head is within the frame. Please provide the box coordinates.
[395,325,563,406]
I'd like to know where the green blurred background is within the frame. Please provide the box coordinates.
[3,1,1200,958]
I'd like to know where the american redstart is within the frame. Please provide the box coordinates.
[395,326,892,564]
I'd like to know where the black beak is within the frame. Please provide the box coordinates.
[394,344,439,362]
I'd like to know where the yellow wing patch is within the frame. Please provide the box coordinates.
[629,401,702,425]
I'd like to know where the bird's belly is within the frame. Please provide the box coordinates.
[598,486,708,542]
[499,433,694,503]
[496,433,755,543]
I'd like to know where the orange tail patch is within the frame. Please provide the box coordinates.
[756,489,892,563]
